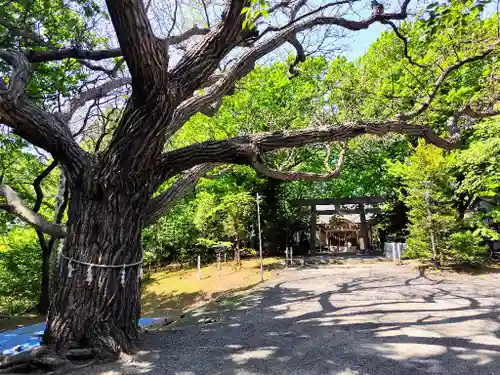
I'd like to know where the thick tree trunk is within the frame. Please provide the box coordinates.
[43,183,145,356]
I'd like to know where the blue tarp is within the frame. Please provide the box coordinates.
[0,317,162,356]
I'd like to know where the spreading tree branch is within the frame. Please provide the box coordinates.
[0,52,88,180]
[398,40,500,120]
[287,0,307,77]
[0,184,66,238]
[461,104,500,118]
[61,77,131,121]
[78,58,126,77]
[21,27,209,63]
[0,50,31,104]
[171,0,255,97]
[145,163,216,226]
[156,120,460,182]
[288,35,306,78]
[253,142,347,181]
[25,48,122,63]
[173,0,412,135]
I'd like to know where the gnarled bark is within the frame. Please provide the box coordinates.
[44,170,145,355]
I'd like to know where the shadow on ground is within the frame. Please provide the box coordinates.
[78,264,500,375]
[254,262,284,272]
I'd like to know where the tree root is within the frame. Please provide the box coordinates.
[46,360,96,375]
[0,346,98,374]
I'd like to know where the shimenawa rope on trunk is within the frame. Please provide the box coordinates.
[56,240,144,285]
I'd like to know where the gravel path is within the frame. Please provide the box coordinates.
[77,263,500,375]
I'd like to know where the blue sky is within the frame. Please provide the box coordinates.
[344,23,386,60]
[343,1,499,60]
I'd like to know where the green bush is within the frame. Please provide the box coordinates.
[445,231,488,265]
[142,198,199,265]
[404,225,433,260]
[0,227,41,315]
[389,140,496,266]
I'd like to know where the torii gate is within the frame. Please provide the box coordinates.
[292,196,386,255]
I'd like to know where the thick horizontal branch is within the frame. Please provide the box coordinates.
[461,104,500,119]
[253,144,346,181]
[25,48,122,63]
[0,184,67,238]
[398,39,500,121]
[21,26,209,64]
[156,120,459,181]
[145,163,216,226]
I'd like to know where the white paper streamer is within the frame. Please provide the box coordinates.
[86,265,93,284]
[67,261,75,278]
[120,266,126,287]
[57,239,65,266]
[57,251,143,286]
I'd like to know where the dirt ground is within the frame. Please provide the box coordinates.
[141,257,283,320]
[74,262,500,375]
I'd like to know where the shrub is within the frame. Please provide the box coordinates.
[0,227,41,315]
[445,231,488,265]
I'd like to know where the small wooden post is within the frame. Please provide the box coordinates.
[235,250,241,269]
[290,247,293,267]
[359,204,370,253]
[217,253,221,270]
[257,193,264,282]
[197,255,201,280]
[310,205,317,255]
[285,247,289,268]
[224,253,227,263]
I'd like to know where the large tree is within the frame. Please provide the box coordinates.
[0,0,498,359]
